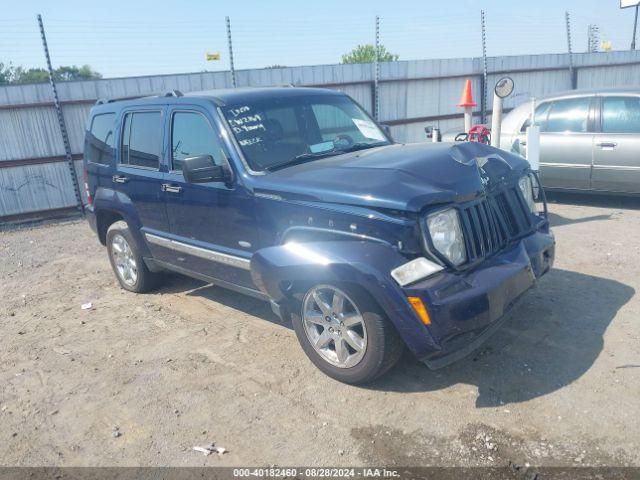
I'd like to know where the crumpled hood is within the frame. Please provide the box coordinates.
[254,142,530,212]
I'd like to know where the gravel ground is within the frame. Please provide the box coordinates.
[1,193,639,467]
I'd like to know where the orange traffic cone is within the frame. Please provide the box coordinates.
[457,79,477,107]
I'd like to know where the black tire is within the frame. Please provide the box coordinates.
[291,283,404,384]
[106,221,161,293]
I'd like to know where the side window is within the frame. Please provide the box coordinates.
[121,111,162,169]
[520,102,552,132]
[171,112,224,171]
[86,113,115,165]
[311,103,366,142]
[544,97,590,133]
[602,96,640,133]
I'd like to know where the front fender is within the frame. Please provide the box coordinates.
[250,240,439,357]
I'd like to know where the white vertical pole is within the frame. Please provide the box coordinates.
[526,96,540,172]
[464,107,473,133]
[490,92,503,148]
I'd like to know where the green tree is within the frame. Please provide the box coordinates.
[54,64,102,82]
[341,44,399,64]
[0,62,16,84]
[0,62,102,85]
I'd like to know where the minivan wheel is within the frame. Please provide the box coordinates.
[106,221,160,293]
[292,283,404,384]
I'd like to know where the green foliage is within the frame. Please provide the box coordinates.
[0,62,102,85]
[341,44,399,64]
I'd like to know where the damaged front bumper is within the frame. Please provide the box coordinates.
[402,229,555,368]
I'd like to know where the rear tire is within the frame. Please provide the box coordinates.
[291,283,403,384]
[106,221,161,293]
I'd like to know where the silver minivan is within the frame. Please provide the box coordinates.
[500,88,640,194]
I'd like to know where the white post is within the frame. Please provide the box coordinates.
[490,92,503,148]
[432,128,439,143]
[526,126,540,172]
[464,107,473,133]
[525,96,540,172]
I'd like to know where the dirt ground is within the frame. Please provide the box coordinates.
[1,193,639,467]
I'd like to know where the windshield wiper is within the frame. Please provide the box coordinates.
[338,141,388,153]
[265,150,343,172]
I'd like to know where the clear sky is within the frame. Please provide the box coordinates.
[1,0,638,78]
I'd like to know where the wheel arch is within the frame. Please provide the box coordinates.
[96,209,125,245]
[250,240,439,358]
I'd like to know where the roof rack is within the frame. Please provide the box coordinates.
[94,90,184,105]
[94,99,107,105]
[94,95,139,105]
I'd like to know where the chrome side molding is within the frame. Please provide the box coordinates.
[144,233,251,271]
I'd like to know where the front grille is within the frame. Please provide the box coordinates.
[459,187,533,264]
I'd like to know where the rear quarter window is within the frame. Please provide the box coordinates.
[85,113,115,165]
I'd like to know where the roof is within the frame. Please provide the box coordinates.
[90,86,345,113]
[186,86,344,106]
[537,86,640,101]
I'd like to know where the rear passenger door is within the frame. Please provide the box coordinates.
[116,107,173,261]
[592,95,640,193]
[538,96,595,191]
[162,106,258,288]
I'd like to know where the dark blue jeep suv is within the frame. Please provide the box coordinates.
[83,87,555,384]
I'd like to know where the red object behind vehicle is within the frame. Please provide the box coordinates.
[468,124,491,144]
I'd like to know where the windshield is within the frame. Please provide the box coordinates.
[221,94,391,171]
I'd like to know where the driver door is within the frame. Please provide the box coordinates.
[162,106,258,288]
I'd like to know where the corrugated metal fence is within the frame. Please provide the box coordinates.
[2,50,640,220]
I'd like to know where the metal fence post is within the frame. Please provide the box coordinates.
[37,14,83,213]
[565,11,577,89]
[632,5,639,50]
[480,10,488,125]
[374,15,380,121]
[226,16,237,88]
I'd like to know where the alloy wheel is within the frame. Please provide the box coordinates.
[302,285,367,368]
[110,234,138,287]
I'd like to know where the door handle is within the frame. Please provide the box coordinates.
[161,183,183,194]
[520,140,527,146]
[596,142,617,149]
[112,175,128,184]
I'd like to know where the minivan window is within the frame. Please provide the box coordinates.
[221,94,390,171]
[121,111,162,169]
[171,112,223,171]
[86,113,115,165]
[602,96,640,133]
[544,97,590,133]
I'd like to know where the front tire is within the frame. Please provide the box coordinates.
[106,221,161,293]
[291,283,403,384]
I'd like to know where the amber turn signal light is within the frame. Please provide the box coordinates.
[407,296,431,325]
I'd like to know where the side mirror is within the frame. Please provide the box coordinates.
[181,155,230,184]
[380,123,393,141]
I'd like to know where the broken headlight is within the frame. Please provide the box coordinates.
[426,208,467,266]
[518,175,536,213]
